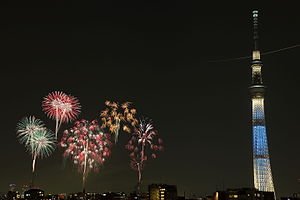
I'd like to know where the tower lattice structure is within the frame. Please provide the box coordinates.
[249,10,275,193]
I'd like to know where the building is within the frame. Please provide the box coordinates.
[67,192,100,200]
[9,184,17,192]
[67,192,85,200]
[249,10,275,193]
[128,192,148,200]
[6,183,20,200]
[24,189,45,200]
[281,193,300,200]
[148,184,177,200]
[6,191,20,200]
[100,192,127,200]
[213,188,274,200]
[45,193,66,200]
[281,197,300,200]
[21,184,30,199]
[0,193,6,200]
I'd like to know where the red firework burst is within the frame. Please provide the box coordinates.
[42,91,81,122]
[60,119,112,192]
[42,91,81,138]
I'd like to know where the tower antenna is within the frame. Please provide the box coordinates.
[253,10,259,51]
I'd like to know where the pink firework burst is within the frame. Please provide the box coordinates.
[42,91,81,138]
[60,119,112,192]
[125,118,163,192]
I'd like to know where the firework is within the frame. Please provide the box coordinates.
[29,129,56,173]
[125,118,163,192]
[42,91,81,138]
[100,101,138,143]
[16,116,45,149]
[60,119,112,192]
[16,117,56,187]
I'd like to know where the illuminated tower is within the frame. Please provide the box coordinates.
[249,10,275,193]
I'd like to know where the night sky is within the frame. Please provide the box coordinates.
[1,0,300,197]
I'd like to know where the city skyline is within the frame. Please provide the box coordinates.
[1,1,300,197]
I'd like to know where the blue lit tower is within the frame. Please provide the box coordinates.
[249,10,275,193]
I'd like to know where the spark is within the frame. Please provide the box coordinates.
[16,116,45,149]
[125,118,163,192]
[60,119,112,192]
[16,117,56,187]
[100,101,138,143]
[42,91,81,138]
[29,129,56,173]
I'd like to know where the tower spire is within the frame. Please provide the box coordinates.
[253,10,259,51]
[251,10,263,85]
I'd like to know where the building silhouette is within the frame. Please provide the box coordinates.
[100,192,126,200]
[148,184,177,200]
[281,193,300,200]
[24,189,45,200]
[6,191,20,200]
[128,192,148,200]
[213,188,274,200]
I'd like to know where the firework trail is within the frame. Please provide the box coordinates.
[16,117,56,187]
[42,91,81,139]
[125,118,163,192]
[100,101,138,143]
[60,119,112,193]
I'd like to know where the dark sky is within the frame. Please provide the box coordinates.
[1,0,300,197]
